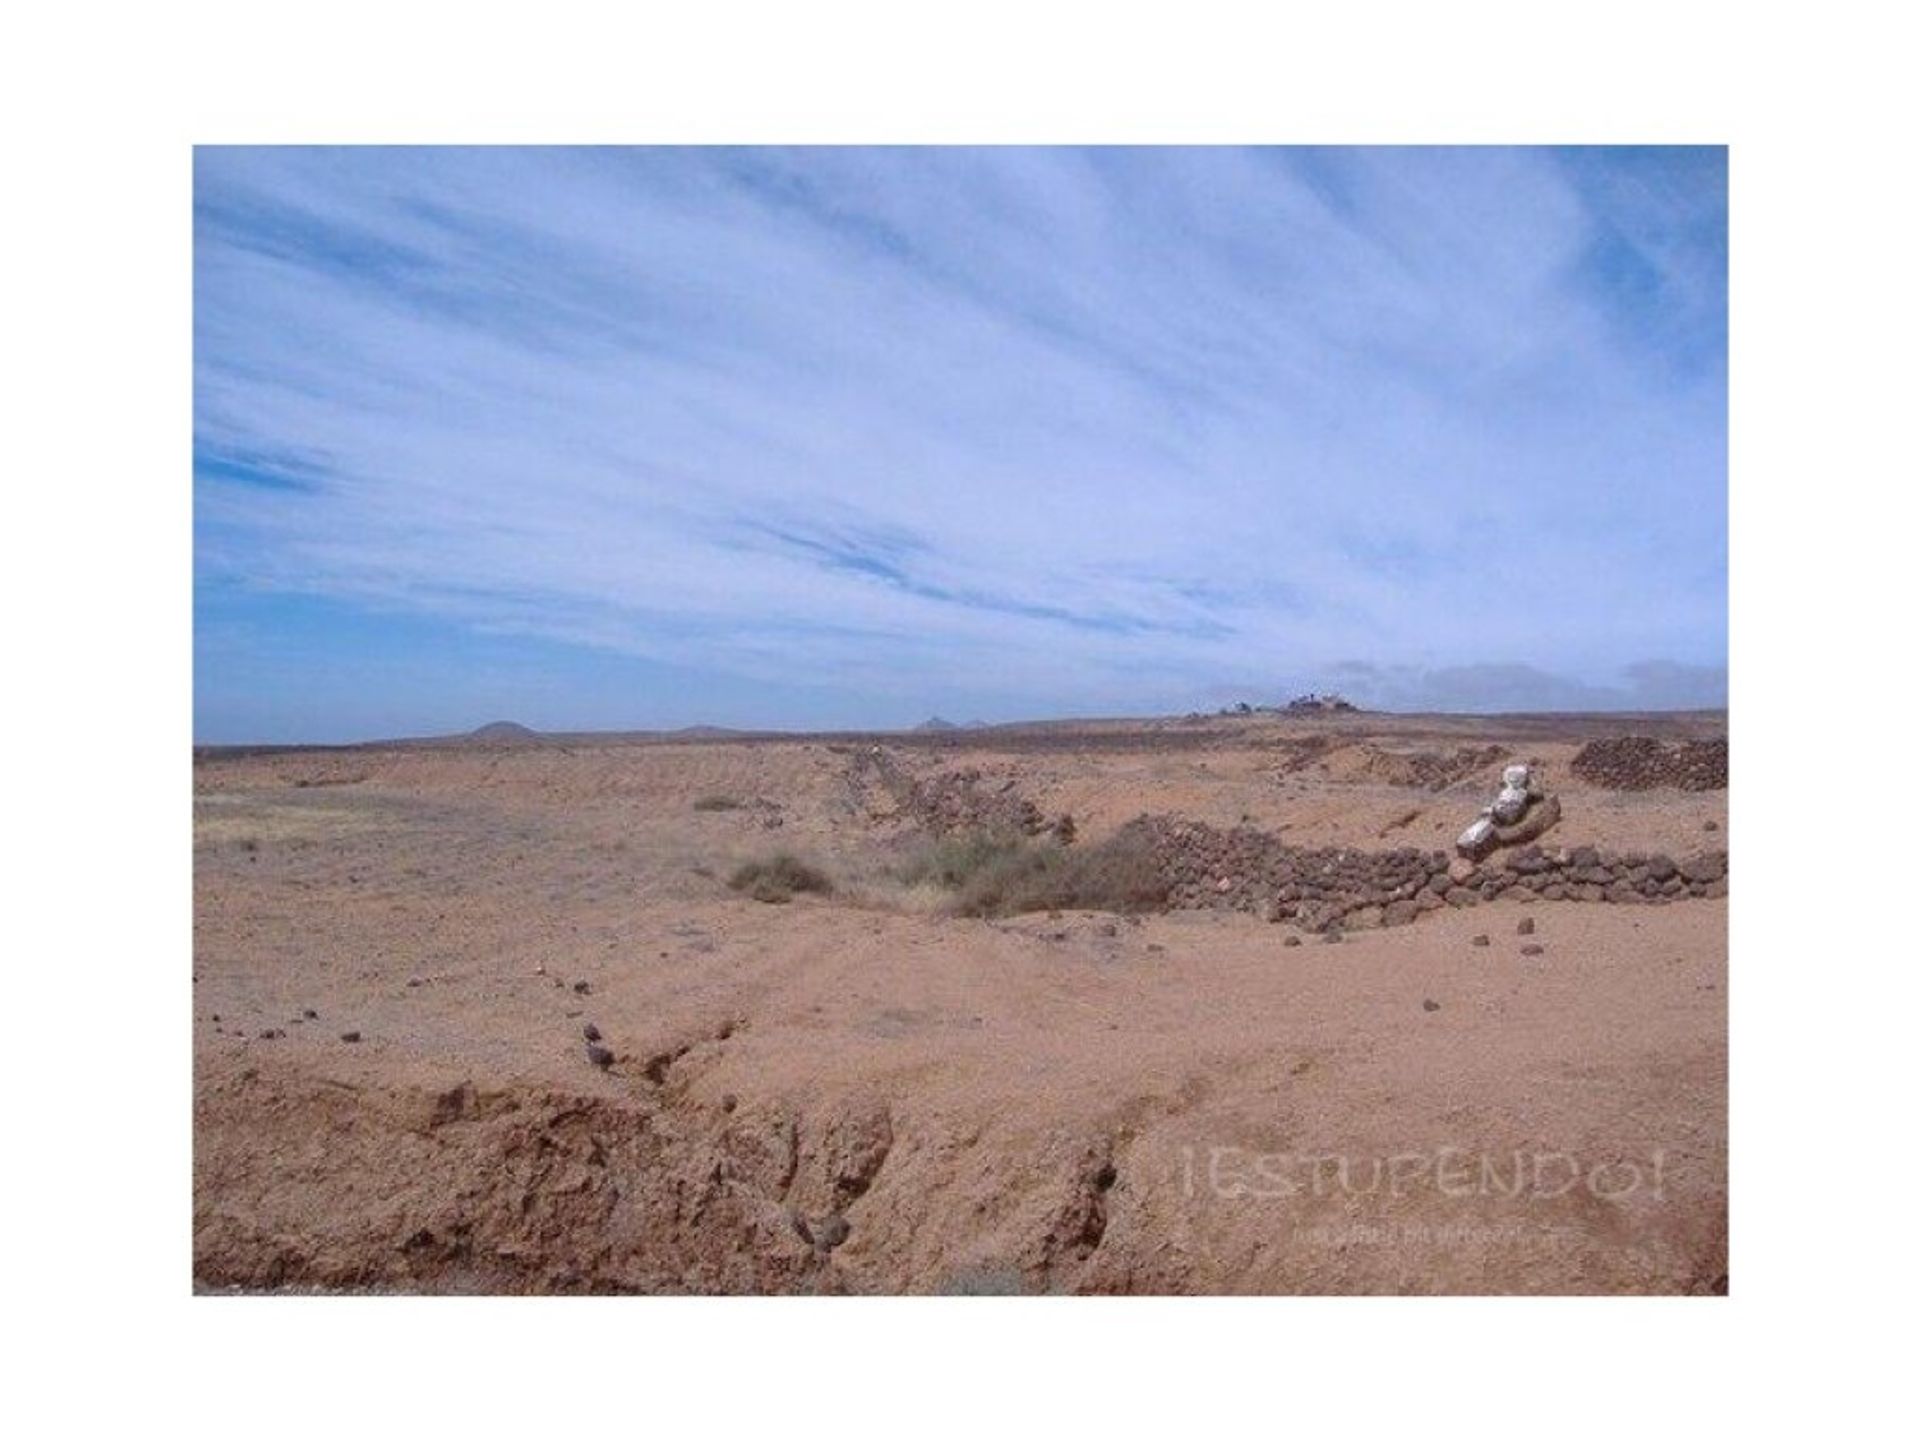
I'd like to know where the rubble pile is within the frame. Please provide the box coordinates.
[911,767,1052,836]
[1570,736,1728,791]
[846,748,1063,837]
[1118,815,1727,932]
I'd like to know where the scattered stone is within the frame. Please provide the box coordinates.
[340,1030,361,1043]
[586,1042,615,1069]
[302,1008,318,1020]
[1422,998,1441,1012]
[583,1023,602,1043]
[573,980,592,995]
[1471,934,1490,947]
[1517,917,1536,936]
[258,1028,284,1040]
[1323,930,1343,944]
[721,1093,738,1113]
[1521,944,1545,956]
[1703,820,1719,832]
[1282,935,1302,948]
[813,1213,852,1251]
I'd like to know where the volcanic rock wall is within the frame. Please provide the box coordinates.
[1121,816,1728,932]
[1570,737,1728,791]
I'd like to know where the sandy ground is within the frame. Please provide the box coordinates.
[193,712,1727,1294]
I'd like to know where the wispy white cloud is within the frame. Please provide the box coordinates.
[194,146,1725,733]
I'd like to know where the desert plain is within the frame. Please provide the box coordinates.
[193,709,1727,1295]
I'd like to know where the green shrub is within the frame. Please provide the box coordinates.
[727,853,833,904]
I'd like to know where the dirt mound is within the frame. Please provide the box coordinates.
[1353,744,1510,790]
[196,1068,895,1294]
[1571,736,1727,791]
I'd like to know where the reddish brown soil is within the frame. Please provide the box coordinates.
[194,712,1727,1294]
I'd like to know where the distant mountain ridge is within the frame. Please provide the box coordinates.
[469,720,541,742]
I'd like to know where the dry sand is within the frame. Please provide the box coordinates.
[193,712,1727,1294]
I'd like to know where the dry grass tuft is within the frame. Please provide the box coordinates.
[727,853,834,904]
[895,827,1166,918]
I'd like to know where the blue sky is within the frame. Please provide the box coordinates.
[194,147,1726,742]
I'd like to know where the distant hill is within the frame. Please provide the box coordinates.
[469,720,541,743]
[914,716,961,732]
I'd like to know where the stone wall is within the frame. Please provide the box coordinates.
[1121,815,1727,932]
[1570,736,1728,791]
